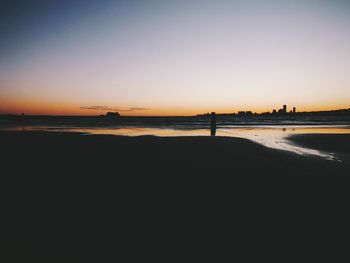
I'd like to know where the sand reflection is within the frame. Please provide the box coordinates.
[83,126,350,160]
[1,125,349,160]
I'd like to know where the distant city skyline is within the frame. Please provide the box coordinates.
[1,0,350,116]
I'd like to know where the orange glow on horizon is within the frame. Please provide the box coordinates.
[0,96,349,116]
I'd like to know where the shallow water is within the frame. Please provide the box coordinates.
[2,124,350,160]
[220,126,350,161]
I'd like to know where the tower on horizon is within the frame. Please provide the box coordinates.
[283,105,287,113]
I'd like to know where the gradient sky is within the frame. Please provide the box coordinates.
[1,0,350,116]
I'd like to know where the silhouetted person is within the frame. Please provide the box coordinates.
[210,112,216,136]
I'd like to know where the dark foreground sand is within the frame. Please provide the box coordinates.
[1,131,350,262]
[289,133,350,155]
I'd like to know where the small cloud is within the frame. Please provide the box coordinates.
[130,107,148,111]
[80,106,120,111]
[80,106,149,112]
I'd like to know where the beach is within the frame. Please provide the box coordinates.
[3,0,350,259]
[289,133,350,155]
[1,131,350,261]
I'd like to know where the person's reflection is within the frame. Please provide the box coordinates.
[21,113,26,132]
[210,112,216,136]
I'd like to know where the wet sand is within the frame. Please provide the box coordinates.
[289,133,350,155]
[1,131,350,261]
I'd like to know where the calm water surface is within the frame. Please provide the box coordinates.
[3,124,350,161]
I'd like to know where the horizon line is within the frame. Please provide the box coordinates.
[1,107,350,118]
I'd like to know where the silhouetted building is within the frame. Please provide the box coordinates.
[238,111,253,117]
[293,107,296,113]
[276,105,287,114]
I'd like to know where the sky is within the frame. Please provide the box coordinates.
[0,0,350,116]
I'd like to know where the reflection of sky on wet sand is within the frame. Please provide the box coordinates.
[219,127,350,161]
[2,125,350,160]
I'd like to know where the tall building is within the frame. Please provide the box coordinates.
[283,105,287,113]
[293,107,296,113]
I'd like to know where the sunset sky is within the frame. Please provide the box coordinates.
[1,0,350,116]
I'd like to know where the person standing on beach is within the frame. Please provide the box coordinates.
[210,112,216,136]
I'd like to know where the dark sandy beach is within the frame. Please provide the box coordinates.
[1,131,350,261]
[289,133,350,155]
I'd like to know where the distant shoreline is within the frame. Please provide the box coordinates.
[1,111,350,129]
[1,107,350,118]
